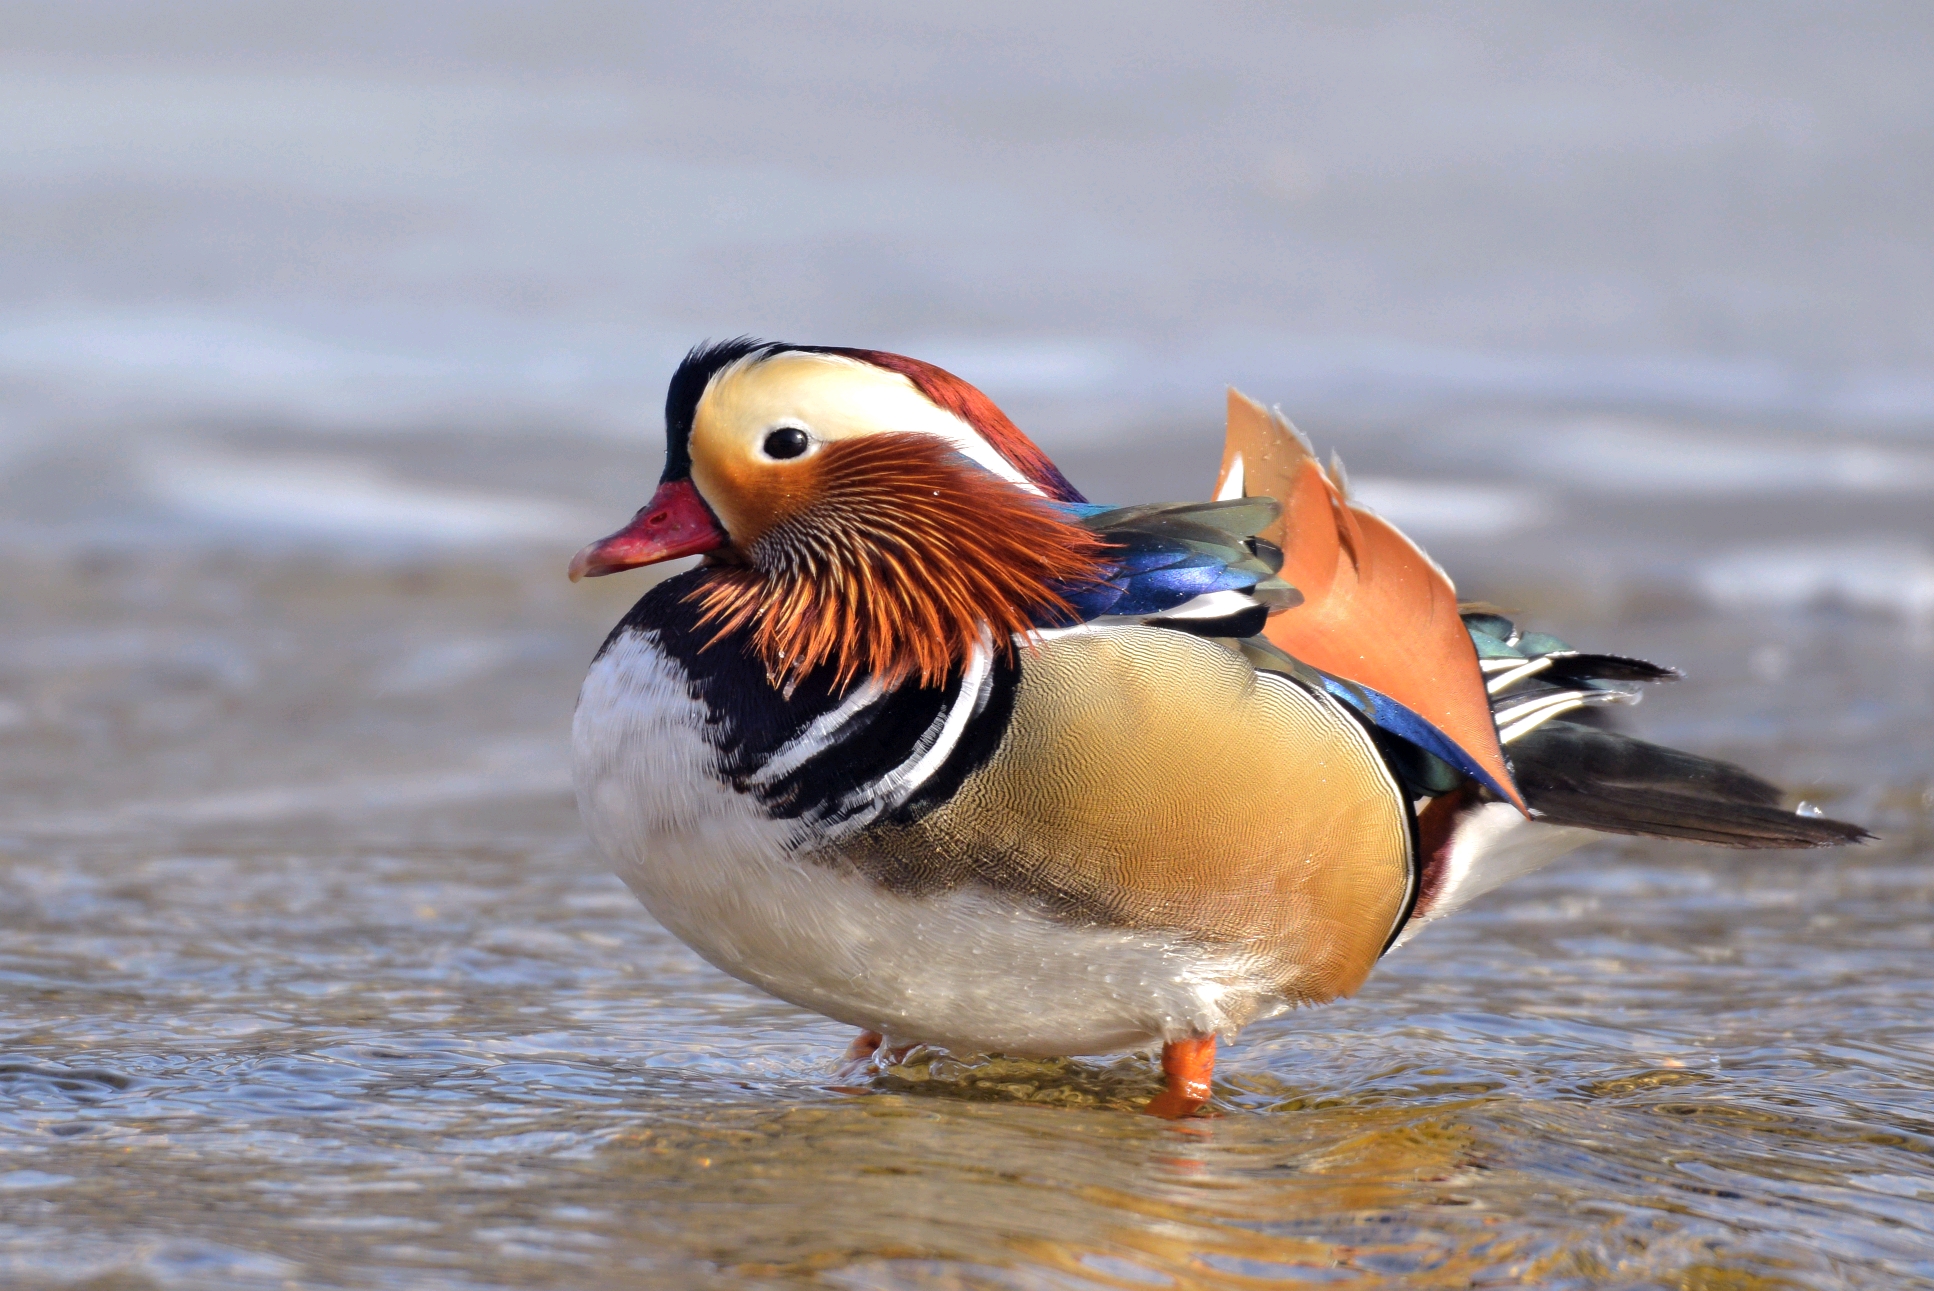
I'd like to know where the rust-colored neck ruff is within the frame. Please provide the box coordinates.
[692,434,1107,690]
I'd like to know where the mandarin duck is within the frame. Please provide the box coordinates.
[569,340,1867,1117]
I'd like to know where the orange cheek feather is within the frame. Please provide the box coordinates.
[689,434,1109,691]
[690,451,821,553]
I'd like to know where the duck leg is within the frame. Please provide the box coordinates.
[840,1030,921,1064]
[1144,1035,1217,1118]
[835,1030,925,1083]
[831,1030,885,1084]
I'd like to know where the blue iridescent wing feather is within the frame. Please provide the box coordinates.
[1038,499,1293,627]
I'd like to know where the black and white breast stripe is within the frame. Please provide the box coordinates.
[599,571,1018,840]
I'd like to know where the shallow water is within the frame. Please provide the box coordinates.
[6,9,1934,1280]
[4,519,1932,1289]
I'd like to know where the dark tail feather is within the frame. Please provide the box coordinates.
[1511,721,1872,849]
[1538,653,1681,686]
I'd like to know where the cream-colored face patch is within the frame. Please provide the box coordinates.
[687,351,1036,544]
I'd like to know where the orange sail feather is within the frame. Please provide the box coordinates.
[1213,389,1524,812]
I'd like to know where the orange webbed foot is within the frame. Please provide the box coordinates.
[831,1029,884,1084]
[834,1030,919,1084]
[843,1030,885,1062]
[1144,1035,1217,1118]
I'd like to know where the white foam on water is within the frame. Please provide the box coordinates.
[1515,419,1934,496]
[0,308,681,439]
[14,737,571,837]
[0,1171,76,1191]
[140,447,586,545]
[1346,476,1550,539]
[1113,332,1934,432]
[1695,541,1934,622]
[9,305,1934,453]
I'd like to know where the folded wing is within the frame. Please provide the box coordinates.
[846,625,1416,1005]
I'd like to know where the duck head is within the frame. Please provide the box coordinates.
[570,340,1108,688]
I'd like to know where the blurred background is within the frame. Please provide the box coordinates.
[4,6,1933,1288]
[5,1,1932,832]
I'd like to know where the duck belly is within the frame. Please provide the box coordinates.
[572,633,1281,1056]
[621,847,1281,1056]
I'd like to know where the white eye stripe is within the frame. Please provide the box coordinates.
[705,351,1046,494]
[926,421,1041,494]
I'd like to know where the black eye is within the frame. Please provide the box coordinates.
[762,426,810,460]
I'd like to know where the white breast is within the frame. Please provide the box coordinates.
[571,632,1283,1056]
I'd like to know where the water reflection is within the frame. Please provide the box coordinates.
[4,733,1930,1288]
